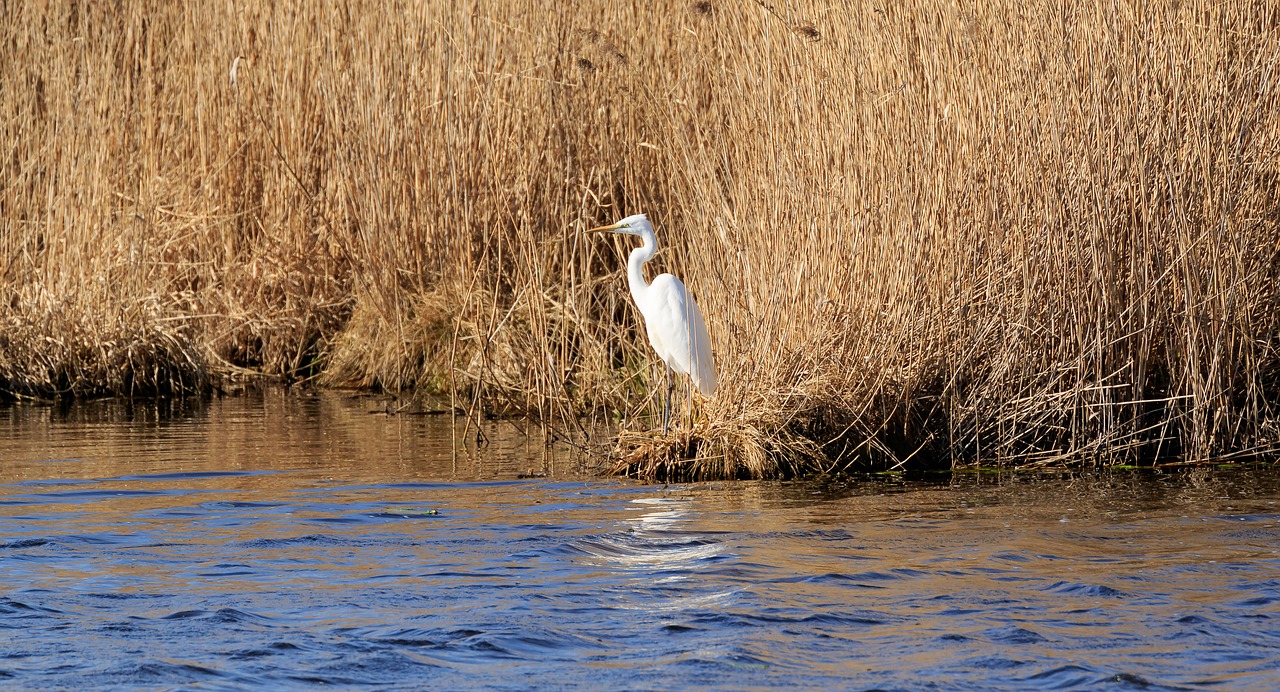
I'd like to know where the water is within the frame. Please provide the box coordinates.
[1,393,1279,690]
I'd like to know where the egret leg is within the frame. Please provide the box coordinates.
[686,378,694,430]
[663,364,673,436]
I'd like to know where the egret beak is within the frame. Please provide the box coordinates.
[585,221,623,234]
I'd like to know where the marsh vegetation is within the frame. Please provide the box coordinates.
[2,1,1278,477]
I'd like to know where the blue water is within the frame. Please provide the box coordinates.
[1,394,1278,689]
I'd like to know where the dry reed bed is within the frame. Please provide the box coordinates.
[2,1,1278,477]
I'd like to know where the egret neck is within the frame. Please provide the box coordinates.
[627,220,659,304]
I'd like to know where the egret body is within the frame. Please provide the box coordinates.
[587,213,716,434]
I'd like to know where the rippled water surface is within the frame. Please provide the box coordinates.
[2,393,1279,690]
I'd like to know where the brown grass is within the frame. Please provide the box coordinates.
[3,1,1279,476]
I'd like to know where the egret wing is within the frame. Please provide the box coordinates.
[644,274,716,397]
[685,290,716,397]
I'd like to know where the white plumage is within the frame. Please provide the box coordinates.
[587,213,716,432]
[639,273,716,397]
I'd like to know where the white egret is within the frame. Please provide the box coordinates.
[587,213,716,435]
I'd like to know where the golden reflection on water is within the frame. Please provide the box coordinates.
[0,391,583,484]
[0,392,596,599]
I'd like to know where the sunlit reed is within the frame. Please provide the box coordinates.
[2,2,1277,477]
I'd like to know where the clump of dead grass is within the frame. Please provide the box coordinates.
[0,284,206,398]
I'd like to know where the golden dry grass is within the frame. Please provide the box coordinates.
[2,1,1278,476]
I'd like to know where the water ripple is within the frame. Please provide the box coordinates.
[3,404,1280,689]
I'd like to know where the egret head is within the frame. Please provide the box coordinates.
[586,213,651,237]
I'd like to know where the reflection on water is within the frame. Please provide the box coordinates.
[1,392,1278,689]
[0,392,573,483]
